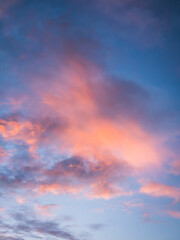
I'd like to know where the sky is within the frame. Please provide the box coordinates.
[0,0,180,239]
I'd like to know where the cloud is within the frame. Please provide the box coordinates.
[16,196,26,204]
[0,210,81,240]
[0,146,10,163]
[36,155,130,199]
[0,117,44,153]
[0,236,24,240]
[121,199,144,214]
[142,211,151,222]
[88,181,132,200]
[88,223,106,231]
[35,203,58,217]
[0,0,179,236]
[12,212,78,240]
[166,210,180,219]
[0,0,169,205]
[170,159,180,175]
[95,0,165,46]
[0,56,166,200]
[33,59,163,171]
[0,207,4,211]
[140,182,180,202]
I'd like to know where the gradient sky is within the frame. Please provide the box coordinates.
[0,0,180,239]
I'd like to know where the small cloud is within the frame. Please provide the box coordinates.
[140,181,180,202]
[166,210,180,219]
[142,211,151,222]
[0,206,4,211]
[35,203,58,217]
[88,223,106,231]
[16,196,26,204]
[121,199,144,213]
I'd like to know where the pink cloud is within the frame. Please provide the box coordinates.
[35,59,164,171]
[35,203,58,216]
[89,182,132,200]
[16,196,26,204]
[0,57,167,200]
[0,118,44,153]
[122,200,144,209]
[36,183,83,196]
[166,210,180,219]
[140,182,180,202]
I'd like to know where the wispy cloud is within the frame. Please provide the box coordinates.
[140,182,180,202]
[166,210,180,219]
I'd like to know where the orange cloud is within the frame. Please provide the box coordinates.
[37,183,83,196]
[37,59,164,171]
[10,58,166,200]
[0,118,44,153]
[36,182,131,200]
[140,182,180,202]
[0,58,167,200]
